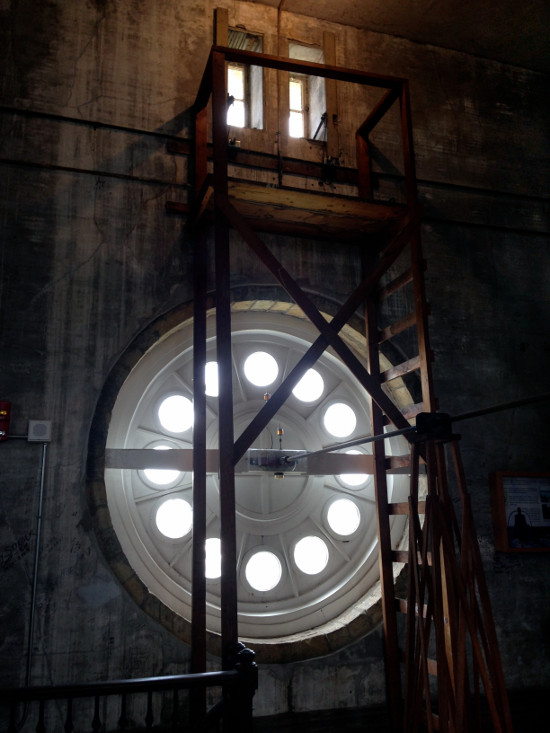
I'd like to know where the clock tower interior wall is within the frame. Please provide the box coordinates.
[0,0,548,720]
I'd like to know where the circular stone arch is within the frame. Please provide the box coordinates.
[87,299,413,663]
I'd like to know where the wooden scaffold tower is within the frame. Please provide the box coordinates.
[167,35,513,732]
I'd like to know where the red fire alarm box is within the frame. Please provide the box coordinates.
[0,401,11,441]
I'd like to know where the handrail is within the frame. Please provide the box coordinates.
[193,45,406,113]
[0,669,240,703]
[0,647,258,731]
[191,45,418,213]
[212,45,406,86]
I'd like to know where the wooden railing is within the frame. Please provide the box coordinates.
[192,45,418,213]
[0,645,257,732]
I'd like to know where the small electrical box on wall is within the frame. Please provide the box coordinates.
[0,401,10,441]
[28,420,52,443]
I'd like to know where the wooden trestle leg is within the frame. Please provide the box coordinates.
[398,432,513,732]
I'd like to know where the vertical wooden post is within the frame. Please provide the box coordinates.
[356,133,372,200]
[363,252,403,732]
[214,6,229,46]
[211,49,238,669]
[277,37,289,176]
[190,231,207,726]
[194,107,207,195]
[323,31,339,161]
[411,233,436,413]
[399,80,418,211]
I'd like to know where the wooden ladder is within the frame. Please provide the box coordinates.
[363,233,513,732]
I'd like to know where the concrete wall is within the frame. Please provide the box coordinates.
[1,0,549,722]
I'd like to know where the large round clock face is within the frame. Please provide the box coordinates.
[104,308,410,646]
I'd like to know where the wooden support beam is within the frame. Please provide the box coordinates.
[323,31,339,161]
[190,231,208,726]
[220,198,413,444]
[214,45,405,88]
[363,249,403,732]
[357,87,400,138]
[400,80,418,210]
[214,7,228,46]
[411,234,437,412]
[356,133,372,200]
[211,48,238,668]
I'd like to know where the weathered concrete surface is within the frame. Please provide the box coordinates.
[0,0,549,723]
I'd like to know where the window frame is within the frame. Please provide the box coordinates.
[289,74,308,139]
[227,62,248,128]
[225,29,265,132]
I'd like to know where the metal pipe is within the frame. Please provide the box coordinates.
[452,391,550,424]
[26,442,48,687]
[289,391,550,463]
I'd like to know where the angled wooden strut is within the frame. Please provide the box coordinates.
[396,428,513,733]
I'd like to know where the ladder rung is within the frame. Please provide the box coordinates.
[389,500,426,515]
[424,710,440,729]
[401,401,424,419]
[392,550,433,566]
[398,649,437,676]
[395,598,428,618]
[166,201,189,215]
[378,268,413,300]
[392,550,408,563]
[381,355,421,382]
[378,312,416,343]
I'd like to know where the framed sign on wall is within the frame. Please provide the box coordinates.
[490,472,550,552]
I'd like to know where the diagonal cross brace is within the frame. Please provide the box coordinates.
[218,198,418,463]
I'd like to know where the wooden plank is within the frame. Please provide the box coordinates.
[227,180,404,220]
[105,448,417,476]
[229,211,395,240]
[226,181,406,238]
[104,448,218,472]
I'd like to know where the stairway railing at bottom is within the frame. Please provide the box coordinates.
[0,644,257,732]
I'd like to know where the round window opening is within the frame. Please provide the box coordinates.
[98,305,412,660]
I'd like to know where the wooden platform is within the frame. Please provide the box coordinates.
[168,176,407,241]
